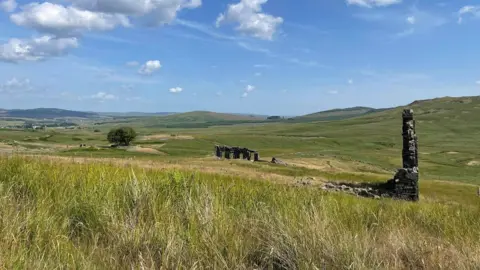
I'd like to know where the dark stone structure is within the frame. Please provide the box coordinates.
[215,145,222,158]
[224,147,231,159]
[322,109,420,201]
[387,109,419,201]
[214,145,260,162]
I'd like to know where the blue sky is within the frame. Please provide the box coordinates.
[0,0,479,115]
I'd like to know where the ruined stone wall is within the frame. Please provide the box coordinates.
[214,145,259,162]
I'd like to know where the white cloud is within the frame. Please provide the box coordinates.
[91,91,117,100]
[0,0,17,12]
[254,64,271,68]
[328,90,339,95]
[216,0,283,40]
[254,72,262,76]
[138,60,161,75]
[348,79,353,85]
[0,35,78,63]
[10,2,130,36]
[346,0,401,8]
[0,77,31,93]
[406,16,415,24]
[476,80,480,85]
[169,87,183,93]
[126,61,139,67]
[216,91,223,96]
[458,5,480,24]
[241,84,255,98]
[70,0,202,25]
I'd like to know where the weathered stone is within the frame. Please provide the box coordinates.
[214,145,222,158]
[271,157,287,165]
[389,109,419,201]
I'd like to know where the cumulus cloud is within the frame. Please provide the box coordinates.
[10,2,130,36]
[70,0,202,25]
[169,87,183,93]
[242,84,255,98]
[0,0,17,12]
[216,0,283,40]
[138,60,161,75]
[90,91,117,100]
[0,35,78,63]
[346,0,401,8]
[458,5,480,24]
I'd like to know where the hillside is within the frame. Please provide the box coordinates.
[0,108,98,119]
[296,106,382,121]
[160,111,264,122]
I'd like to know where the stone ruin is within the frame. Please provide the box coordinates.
[385,109,419,201]
[215,145,260,162]
[322,109,420,202]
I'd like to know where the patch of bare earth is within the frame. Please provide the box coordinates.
[467,161,480,166]
[126,146,164,154]
[139,134,194,141]
[288,158,390,174]
[447,152,459,155]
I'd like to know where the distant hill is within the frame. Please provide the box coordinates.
[296,106,384,121]
[94,111,266,128]
[158,111,265,122]
[0,108,99,119]
[98,112,177,117]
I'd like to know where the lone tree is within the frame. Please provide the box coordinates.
[107,127,137,146]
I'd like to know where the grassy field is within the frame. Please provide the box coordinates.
[1,96,480,268]
[1,96,480,184]
[1,156,479,269]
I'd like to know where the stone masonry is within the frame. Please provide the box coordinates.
[322,109,420,201]
[214,145,259,162]
[387,109,419,201]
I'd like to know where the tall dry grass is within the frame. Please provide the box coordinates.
[0,155,479,269]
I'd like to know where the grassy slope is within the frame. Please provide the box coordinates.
[1,156,479,269]
[2,96,480,183]
[296,106,377,121]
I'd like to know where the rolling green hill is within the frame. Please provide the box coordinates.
[0,108,98,119]
[296,106,383,121]
[96,111,266,129]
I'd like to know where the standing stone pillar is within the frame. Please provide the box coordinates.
[402,109,418,168]
[233,147,240,159]
[242,149,248,160]
[389,109,419,201]
[215,145,222,158]
[224,147,231,159]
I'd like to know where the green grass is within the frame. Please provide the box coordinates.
[1,156,479,269]
[2,96,480,184]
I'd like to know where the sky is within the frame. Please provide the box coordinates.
[0,0,479,116]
